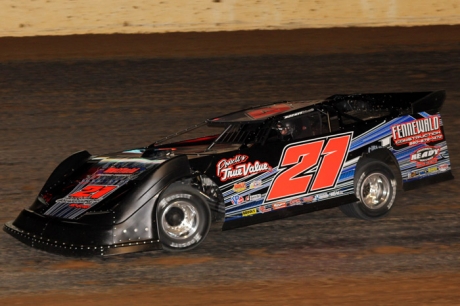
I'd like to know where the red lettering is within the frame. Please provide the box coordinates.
[103,167,140,174]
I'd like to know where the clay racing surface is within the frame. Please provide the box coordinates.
[0,25,460,305]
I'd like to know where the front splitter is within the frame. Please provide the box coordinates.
[4,221,162,256]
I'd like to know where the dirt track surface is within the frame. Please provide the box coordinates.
[1,25,459,61]
[1,26,460,305]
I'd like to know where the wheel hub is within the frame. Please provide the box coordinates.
[165,207,185,226]
[161,201,199,239]
[360,173,390,209]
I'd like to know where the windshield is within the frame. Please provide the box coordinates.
[152,122,265,148]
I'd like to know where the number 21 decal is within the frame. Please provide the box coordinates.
[265,132,353,202]
[70,185,118,199]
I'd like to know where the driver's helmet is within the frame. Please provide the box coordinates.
[276,121,295,137]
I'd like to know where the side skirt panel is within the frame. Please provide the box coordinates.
[403,170,454,191]
[222,194,357,230]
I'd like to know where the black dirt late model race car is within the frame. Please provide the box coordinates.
[4,91,454,256]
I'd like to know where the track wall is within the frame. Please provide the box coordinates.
[1,0,459,37]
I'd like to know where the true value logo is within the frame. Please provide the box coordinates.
[216,154,272,182]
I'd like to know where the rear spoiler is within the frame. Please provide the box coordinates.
[411,90,445,113]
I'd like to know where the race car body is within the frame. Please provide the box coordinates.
[4,90,453,255]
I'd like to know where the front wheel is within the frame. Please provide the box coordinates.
[157,185,211,251]
[340,159,397,220]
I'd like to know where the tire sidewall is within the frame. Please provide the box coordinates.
[157,187,211,251]
[354,161,397,219]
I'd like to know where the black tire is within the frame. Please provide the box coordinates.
[339,159,397,220]
[157,185,211,251]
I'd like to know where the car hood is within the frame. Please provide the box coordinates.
[38,152,170,220]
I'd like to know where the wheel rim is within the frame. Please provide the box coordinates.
[360,173,391,210]
[161,201,199,240]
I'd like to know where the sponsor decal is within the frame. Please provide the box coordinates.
[302,196,314,203]
[242,208,257,217]
[408,165,443,179]
[315,193,329,201]
[68,203,91,209]
[81,171,135,187]
[231,195,244,205]
[410,146,440,168]
[216,154,272,182]
[265,132,352,202]
[245,194,262,202]
[289,198,302,206]
[328,190,343,197]
[272,202,287,210]
[258,205,272,213]
[249,180,262,189]
[233,182,247,193]
[367,145,384,153]
[391,116,443,146]
[103,167,140,174]
[283,109,314,119]
[439,163,450,172]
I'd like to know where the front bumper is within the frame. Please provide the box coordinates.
[4,209,162,256]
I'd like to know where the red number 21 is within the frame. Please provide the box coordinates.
[266,133,352,202]
[70,185,117,199]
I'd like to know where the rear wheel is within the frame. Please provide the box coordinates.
[157,185,211,251]
[340,159,397,220]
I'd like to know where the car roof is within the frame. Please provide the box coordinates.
[207,100,324,125]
